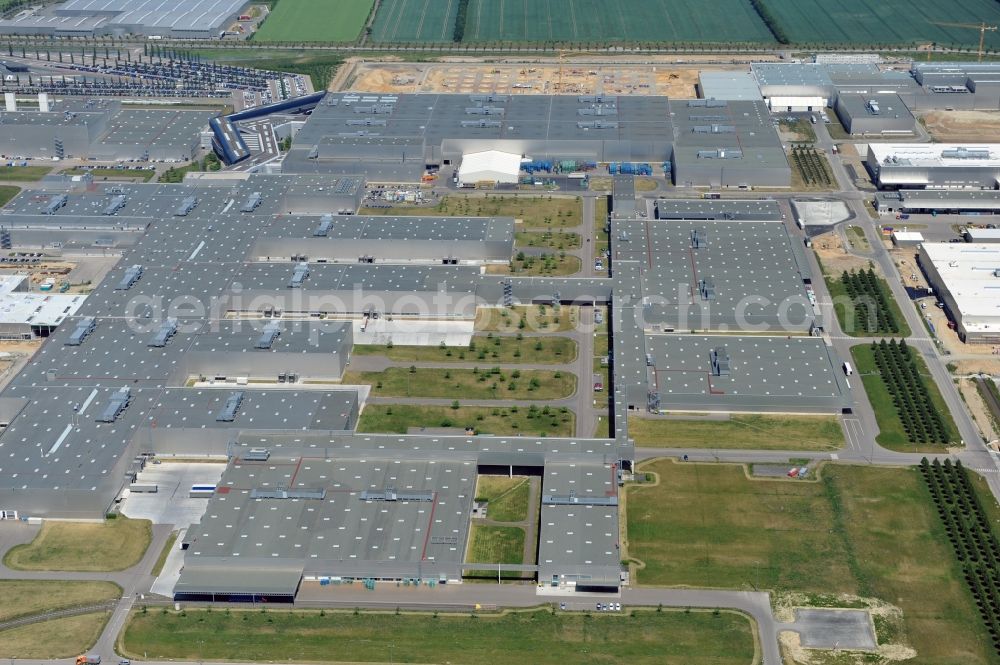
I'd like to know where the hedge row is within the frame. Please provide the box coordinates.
[920,457,1000,656]
[871,339,948,444]
[841,268,900,335]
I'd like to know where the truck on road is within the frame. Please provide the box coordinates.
[76,655,101,665]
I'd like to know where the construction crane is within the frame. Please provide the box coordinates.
[931,21,998,62]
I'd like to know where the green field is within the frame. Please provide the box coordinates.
[343,367,576,400]
[476,476,532,522]
[357,404,575,436]
[121,608,755,665]
[370,0,460,42]
[467,525,525,565]
[0,580,120,623]
[0,611,111,659]
[851,342,959,452]
[3,517,151,572]
[255,0,373,42]
[462,0,772,43]
[626,460,1000,664]
[0,165,51,181]
[767,0,1000,49]
[362,195,582,228]
[627,414,844,451]
[824,267,912,338]
[353,335,577,364]
[0,185,19,207]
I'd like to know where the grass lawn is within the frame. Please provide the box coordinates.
[515,230,581,250]
[627,414,844,451]
[254,0,372,42]
[475,476,531,522]
[121,608,754,665]
[486,253,581,277]
[475,305,579,333]
[4,517,152,572]
[467,525,525,564]
[850,343,958,452]
[342,367,576,400]
[151,532,178,578]
[0,185,19,207]
[594,195,609,265]
[62,167,155,182]
[0,611,110,659]
[357,404,574,436]
[627,460,1000,665]
[362,195,582,228]
[0,580,120,623]
[846,225,870,251]
[822,267,912,338]
[0,165,51,181]
[353,335,577,365]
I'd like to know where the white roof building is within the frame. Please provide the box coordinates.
[867,143,1000,189]
[919,242,1000,343]
[457,150,521,186]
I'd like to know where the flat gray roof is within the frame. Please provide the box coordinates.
[642,333,849,411]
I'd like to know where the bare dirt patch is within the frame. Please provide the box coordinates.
[958,378,998,442]
[813,230,872,274]
[347,62,699,97]
[922,110,1000,142]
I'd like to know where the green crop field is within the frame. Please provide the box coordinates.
[765,0,1000,49]
[462,0,773,44]
[254,0,373,42]
[370,0,460,42]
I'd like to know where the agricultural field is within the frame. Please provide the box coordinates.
[626,460,1000,664]
[370,0,460,43]
[765,0,1000,49]
[461,0,772,43]
[121,608,755,665]
[254,0,374,42]
[851,341,959,451]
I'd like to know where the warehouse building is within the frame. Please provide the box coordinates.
[0,100,213,161]
[174,434,630,600]
[0,274,87,339]
[866,143,1000,190]
[283,93,790,189]
[834,93,915,135]
[875,189,1000,215]
[918,242,1000,343]
[0,0,250,39]
[964,228,1000,242]
[670,100,790,188]
[249,214,515,264]
[752,63,834,112]
[698,71,763,101]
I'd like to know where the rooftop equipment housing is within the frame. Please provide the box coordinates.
[115,265,143,291]
[215,391,244,422]
[65,316,96,346]
[96,387,130,423]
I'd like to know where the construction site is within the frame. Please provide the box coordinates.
[346,61,712,97]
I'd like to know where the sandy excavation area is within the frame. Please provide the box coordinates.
[921,110,1000,141]
[346,62,702,97]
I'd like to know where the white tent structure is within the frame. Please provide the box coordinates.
[458,150,521,186]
